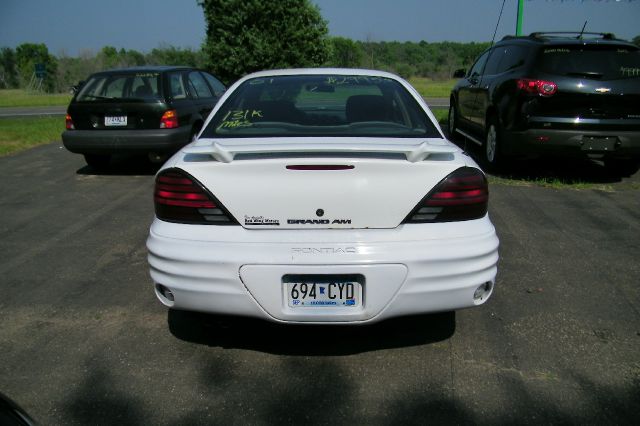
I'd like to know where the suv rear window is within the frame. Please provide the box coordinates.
[537,45,640,80]
[77,72,162,101]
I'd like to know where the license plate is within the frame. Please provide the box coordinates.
[581,136,616,152]
[105,116,127,126]
[285,278,361,308]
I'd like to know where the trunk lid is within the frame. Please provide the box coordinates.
[68,100,169,130]
[177,137,463,229]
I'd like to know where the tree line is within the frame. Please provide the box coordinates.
[0,39,491,93]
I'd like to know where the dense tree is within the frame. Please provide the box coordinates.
[0,47,19,88]
[200,0,329,84]
[327,37,363,68]
[633,35,640,47]
[147,45,202,67]
[15,43,57,91]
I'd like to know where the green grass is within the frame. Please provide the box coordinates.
[408,78,455,98]
[431,109,448,126]
[0,89,71,108]
[0,116,64,156]
[488,175,625,191]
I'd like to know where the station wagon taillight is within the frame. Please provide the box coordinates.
[403,167,488,223]
[516,79,557,97]
[154,169,237,225]
[65,114,75,130]
[160,110,179,129]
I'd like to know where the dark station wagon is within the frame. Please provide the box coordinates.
[62,66,225,169]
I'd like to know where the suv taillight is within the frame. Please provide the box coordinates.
[154,169,237,225]
[403,167,488,223]
[160,110,179,129]
[65,114,75,130]
[516,79,557,97]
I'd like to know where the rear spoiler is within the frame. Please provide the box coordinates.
[183,139,458,163]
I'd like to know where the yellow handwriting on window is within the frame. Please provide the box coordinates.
[218,110,263,129]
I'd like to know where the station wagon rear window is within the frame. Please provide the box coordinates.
[202,75,440,138]
[537,45,640,80]
[77,72,162,101]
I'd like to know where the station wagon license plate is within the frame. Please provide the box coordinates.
[286,280,361,308]
[105,116,127,127]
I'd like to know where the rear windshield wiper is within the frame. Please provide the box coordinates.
[565,71,604,79]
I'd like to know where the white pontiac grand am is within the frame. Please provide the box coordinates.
[146,68,499,324]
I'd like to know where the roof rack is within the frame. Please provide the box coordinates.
[529,31,617,40]
[501,32,618,42]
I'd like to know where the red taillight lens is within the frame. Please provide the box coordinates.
[160,110,179,129]
[154,169,237,225]
[516,79,557,97]
[65,114,75,130]
[403,167,488,223]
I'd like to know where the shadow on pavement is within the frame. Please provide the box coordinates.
[167,310,456,356]
[449,133,638,185]
[75,154,161,177]
[490,157,626,184]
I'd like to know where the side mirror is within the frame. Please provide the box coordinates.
[453,69,466,79]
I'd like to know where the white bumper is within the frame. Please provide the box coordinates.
[146,217,499,324]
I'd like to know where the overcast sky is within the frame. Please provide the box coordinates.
[1,0,639,56]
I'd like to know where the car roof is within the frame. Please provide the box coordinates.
[240,68,403,80]
[498,32,637,48]
[91,66,196,75]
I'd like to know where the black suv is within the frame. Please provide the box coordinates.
[448,32,640,174]
[62,66,226,169]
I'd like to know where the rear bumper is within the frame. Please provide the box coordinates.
[146,217,500,324]
[503,128,640,159]
[62,127,192,155]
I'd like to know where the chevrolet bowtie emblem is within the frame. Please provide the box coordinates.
[595,88,611,93]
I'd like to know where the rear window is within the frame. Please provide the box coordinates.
[537,45,640,80]
[201,74,440,139]
[77,72,162,101]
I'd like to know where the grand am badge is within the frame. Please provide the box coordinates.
[287,219,352,224]
[291,247,357,254]
[244,215,280,226]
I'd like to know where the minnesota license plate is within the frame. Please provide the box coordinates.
[285,277,361,308]
[105,116,127,126]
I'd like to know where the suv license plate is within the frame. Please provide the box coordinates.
[581,136,615,152]
[286,282,360,308]
[105,116,127,126]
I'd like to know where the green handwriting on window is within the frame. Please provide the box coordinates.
[218,109,263,129]
[620,67,640,77]
[324,76,381,85]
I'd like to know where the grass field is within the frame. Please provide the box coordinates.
[0,117,63,156]
[408,78,455,98]
[0,89,72,108]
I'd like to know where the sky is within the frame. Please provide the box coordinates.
[1,0,639,56]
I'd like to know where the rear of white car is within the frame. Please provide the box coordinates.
[147,69,499,324]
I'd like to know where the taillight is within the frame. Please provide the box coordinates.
[516,79,557,97]
[160,110,179,129]
[65,114,75,130]
[154,169,237,225]
[403,167,488,223]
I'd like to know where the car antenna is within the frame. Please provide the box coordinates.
[491,0,507,48]
[578,21,588,39]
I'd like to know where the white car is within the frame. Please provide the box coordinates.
[147,68,499,324]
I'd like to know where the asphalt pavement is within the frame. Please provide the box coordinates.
[0,142,639,425]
